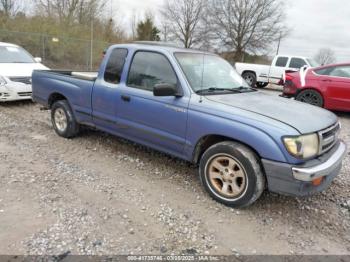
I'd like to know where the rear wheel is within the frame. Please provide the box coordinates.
[296,89,324,107]
[242,72,257,88]
[199,141,266,208]
[51,100,80,138]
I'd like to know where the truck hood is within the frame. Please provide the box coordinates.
[205,91,337,134]
[0,63,49,77]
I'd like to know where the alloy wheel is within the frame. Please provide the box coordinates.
[207,155,247,198]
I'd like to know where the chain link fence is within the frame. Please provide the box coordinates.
[0,29,112,71]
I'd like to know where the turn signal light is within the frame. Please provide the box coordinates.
[312,177,323,186]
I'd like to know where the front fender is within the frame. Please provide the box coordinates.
[185,109,290,163]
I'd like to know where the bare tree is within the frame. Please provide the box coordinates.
[314,48,336,65]
[0,0,21,17]
[206,0,287,62]
[130,9,138,40]
[160,20,170,42]
[34,0,107,25]
[161,0,205,48]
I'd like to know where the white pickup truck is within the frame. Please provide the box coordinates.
[235,55,319,88]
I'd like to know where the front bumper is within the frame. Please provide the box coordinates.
[0,83,32,102]
[262,141,347,197]
[281,81,299,97]
[0,92,32,102]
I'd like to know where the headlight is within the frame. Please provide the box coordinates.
[283,133,319,159]
[0,76,7,85]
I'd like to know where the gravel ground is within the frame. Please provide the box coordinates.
[0,89,349,256]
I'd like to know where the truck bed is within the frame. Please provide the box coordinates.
[32,70,96,122]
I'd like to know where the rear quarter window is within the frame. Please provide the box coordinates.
[289,58,307,69]
[104,48,128,84]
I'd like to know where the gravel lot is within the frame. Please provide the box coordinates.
[0,89,349,256]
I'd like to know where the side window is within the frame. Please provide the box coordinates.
[104,48,128,84]
[275,57,288,67]
[127,51,177,91]
[329,66,350,78]
[314,68,332,76]
[289,58,307,69]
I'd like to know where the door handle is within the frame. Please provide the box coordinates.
[121,95,131,102]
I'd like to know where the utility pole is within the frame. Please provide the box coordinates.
[41,34,46,62]
[276,32,282,55]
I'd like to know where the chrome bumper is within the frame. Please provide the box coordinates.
[292,141,347,182]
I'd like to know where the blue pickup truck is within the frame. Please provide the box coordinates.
[32,43,347,207]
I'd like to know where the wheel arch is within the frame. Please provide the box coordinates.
[241,70,257,78]
[192,134,263,165]
[297,87,326,105]
[48,92,69,108]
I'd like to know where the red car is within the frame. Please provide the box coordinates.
[282,63,350,111]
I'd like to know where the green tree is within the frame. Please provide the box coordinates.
[136,15,160,41]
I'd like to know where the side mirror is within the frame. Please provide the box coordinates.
[153,83,181,97]
[34,57,42,63]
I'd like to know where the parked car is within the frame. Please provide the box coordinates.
[282,63,350,111]
[0,75,33,101]
[235,55,319,88]
[32,43,347,208]
[0,42,48,101]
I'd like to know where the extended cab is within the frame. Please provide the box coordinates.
[235,55,319,88]
[32,43,347,208]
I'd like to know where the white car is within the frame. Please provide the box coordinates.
[0,42,49,102]
[235,55,319,88]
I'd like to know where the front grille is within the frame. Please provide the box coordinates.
[0,93,10,97]
[318,122,340,155]
[9,77,32,85]
[18,92,32,97]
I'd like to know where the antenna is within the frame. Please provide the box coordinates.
[199,54,205,103]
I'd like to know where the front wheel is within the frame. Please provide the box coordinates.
[296,89,324,107]
[199,141,266,208]
[242,72,257,88]
[51,100,80,138]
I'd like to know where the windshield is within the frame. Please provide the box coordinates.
[0,46,35,63]
[306,58,319,67]
[175,53,249,93]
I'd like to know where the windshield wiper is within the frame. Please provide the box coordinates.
[196,87,243,94]
[236,86,256,92]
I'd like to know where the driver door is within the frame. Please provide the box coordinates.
[116,51,189,155]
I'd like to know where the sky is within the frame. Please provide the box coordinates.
[110,0,350,62]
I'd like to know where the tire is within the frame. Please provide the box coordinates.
[51,100,80,138]
[256,82,268,88]
[242,72,257,87]
[296,89,324,107]
[199,141,266,208]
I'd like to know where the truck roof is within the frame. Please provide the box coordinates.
[111,42,213,55]
[275,54,310,59]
